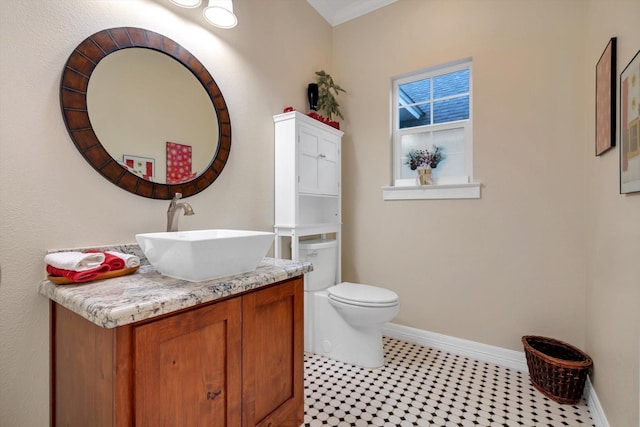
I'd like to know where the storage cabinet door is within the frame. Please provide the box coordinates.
[298,124,339,196]
[317,135,339,196]
[242,278,304,427]
[298,125,321,194]
[134,299,242,427]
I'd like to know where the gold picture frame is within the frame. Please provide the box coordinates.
[620,50,640,194]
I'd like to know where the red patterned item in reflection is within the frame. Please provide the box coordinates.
[166,141,197,184]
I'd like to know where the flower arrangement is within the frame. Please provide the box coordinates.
[405,146,446,170]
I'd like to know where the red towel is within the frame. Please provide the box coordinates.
[46,264,111,283]
[101,252,125,270]
[87,250,126,270]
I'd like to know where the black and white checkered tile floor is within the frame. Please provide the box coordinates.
[303,337,594,426]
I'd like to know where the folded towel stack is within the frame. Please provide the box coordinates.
[106,251,140,268]
[44,251,106,271]
[46,264,110,283]
[87,250,126,270]
[45,251,141,284]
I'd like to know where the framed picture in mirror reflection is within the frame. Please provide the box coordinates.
[123,154,155,181]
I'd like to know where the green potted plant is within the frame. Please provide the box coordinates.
[309,70,346,129]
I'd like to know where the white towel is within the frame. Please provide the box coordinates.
[106,251,140,268]
[44,251,105,272]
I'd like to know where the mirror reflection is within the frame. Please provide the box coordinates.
[87,48,218,184]
[60,27,231,200]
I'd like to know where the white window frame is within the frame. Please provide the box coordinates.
[383,58,480,200]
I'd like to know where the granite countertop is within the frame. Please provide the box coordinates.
[39,244,312,328]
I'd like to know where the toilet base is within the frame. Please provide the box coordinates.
[305,290,388,369]
[318,328,385,369]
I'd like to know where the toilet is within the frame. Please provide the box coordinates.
[299,239,400,368]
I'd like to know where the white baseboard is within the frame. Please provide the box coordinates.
[382,322,609,427]
[584,377,610,427]
[382,322,528,371]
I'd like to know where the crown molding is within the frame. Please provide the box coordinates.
[306,0,397,26]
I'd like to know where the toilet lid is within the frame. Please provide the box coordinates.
[328,282,399,307]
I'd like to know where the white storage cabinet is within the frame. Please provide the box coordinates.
[273,111,343,282]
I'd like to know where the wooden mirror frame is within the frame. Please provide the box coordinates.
[60,27,231,199]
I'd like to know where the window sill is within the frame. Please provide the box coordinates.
[382,183,481,200]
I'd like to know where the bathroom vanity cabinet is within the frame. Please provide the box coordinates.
[47,272,305,427]
[273,111,343,281]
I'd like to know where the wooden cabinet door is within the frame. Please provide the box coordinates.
[242,277,304,427]
[134,298,242,427]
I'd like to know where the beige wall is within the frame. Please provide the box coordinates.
[0,1,331,425]
[2,0,639,425]
[584,0,640,425]
[335,0,639,424]
[335,0,588,351]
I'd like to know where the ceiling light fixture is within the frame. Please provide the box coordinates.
[169,0,202,8]
[203,0,238,29]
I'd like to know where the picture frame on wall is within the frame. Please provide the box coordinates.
[620,50,640,194]
[595,37,616,156]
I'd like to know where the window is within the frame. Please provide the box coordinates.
[385,58,479,199]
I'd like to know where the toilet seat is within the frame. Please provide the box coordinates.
[328,282,399,308]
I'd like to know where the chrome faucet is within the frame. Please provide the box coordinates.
[167,193,195,232]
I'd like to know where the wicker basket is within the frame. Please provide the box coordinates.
[522,336,593,404]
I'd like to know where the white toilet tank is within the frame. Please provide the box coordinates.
[298,239,338,291]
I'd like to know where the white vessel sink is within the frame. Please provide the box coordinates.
[136,229,275,282]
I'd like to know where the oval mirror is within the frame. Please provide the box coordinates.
[60,27,231,199]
